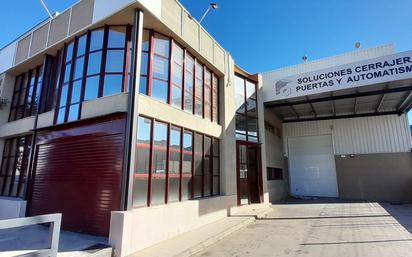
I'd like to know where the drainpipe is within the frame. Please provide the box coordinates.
[24,55,54,201]
[120,9,144,211]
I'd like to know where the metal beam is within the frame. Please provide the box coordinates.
[289,105,300,118]
[376,83,390,113]
[306,96,317,117]
[265,85,412,108]
[121,9,144,211]
[282,111,399,123]
[353,90,359,114]
[397,91,412,113]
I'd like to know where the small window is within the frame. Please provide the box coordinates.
[267,167,283,180]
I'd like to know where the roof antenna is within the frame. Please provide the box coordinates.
[38,0,53,19]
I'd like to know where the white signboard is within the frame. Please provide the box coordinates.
[266,51,412,101]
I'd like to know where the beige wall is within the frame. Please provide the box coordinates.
[0,73,15,126]
[138,94,222,138]
[264,109,289,202]
[283,115,412,155]
[109,195,237,257]
[335,152,412,203]
[220,56,237,197]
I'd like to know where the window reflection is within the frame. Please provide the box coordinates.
[55,26,129,124]
[235,74,259,142]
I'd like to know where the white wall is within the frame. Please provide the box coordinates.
[109,195,236,257]
[264,109,288,202]
[283,114,412,156]
[0,43,17,74]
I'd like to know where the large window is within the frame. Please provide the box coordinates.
[132,115,220,207]
[140,30,219,123]
[235,74,259,142]
[0,135,32,198]
[9,66,43,122]
[55,25,130,124]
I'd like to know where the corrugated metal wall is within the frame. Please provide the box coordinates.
[283,114,412,155]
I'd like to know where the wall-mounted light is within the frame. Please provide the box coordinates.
[199,3,219,24]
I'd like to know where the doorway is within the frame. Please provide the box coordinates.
[288,134,339,198]
[236,142,263,205]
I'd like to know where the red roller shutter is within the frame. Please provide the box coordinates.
[27,116,125,236]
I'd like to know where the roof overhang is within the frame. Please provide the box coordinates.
[263,50,412,122]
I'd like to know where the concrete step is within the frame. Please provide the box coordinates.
[130,206,272,257]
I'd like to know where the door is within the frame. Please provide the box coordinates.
[27,116,125,236]
[236,142,263,205]
[288,134,339,198]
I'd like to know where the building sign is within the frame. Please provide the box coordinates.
[266,51,412,101]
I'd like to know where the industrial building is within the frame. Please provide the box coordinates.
[0,0,410,256]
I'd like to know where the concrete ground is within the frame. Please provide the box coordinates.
[193,202,412,257]
[0,224,109,256]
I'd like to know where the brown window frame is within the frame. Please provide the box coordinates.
[132,114,220,208]
[139,29,220,124]
[235,73,259,142]
[9,65,43,122]
[267,167,283,180]
[0,135,32,198]
[54,25,132,125]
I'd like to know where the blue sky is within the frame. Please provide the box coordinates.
[1,0,411,124]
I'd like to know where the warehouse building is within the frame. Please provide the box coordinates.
[0,0,411,256]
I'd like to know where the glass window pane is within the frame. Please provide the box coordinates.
[183,131,192,174]
[84,76,99,101]
[133,178,148,207]
[103,75,122,97]
[57,107,65,124]
[134,116,151,206]
[90,29,104,51]
[66,42,74,62]
[154,34,170,57]
[71,80,82,103]
[235,75,245,113]
[169,176,179,202]
[74,57,84,80]
[235,114,247,136]
[153,122,167,172]
[152,79,168,103]
[246,98,257,117]
[108,27,126,48]
[212,75,218,122]
[247,118,258,138]
[212,176,219,195]
[152,55,169,81]
[77,35,87,56]
[136,117,152,174]
[246,81,256,99]
[151,177,165,205]
[139,76,147,95]
[59,84,69,107]
[105,50,125,73]
[140,52,149,76]
[64,64,72,83]
[171,85,182,108]
[173,43,183,65]
[169,126,181,174]
[67,103,79,121]
[142,30,150,52]
[182,175,191,200]
[87,51,102,75]
[172,62,183,86]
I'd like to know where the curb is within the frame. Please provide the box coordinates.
[174,207,272,257]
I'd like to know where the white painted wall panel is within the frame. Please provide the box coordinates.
[0,42,16,74]
[283,114,412,155]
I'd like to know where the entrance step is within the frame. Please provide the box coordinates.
[130,205,272,257]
